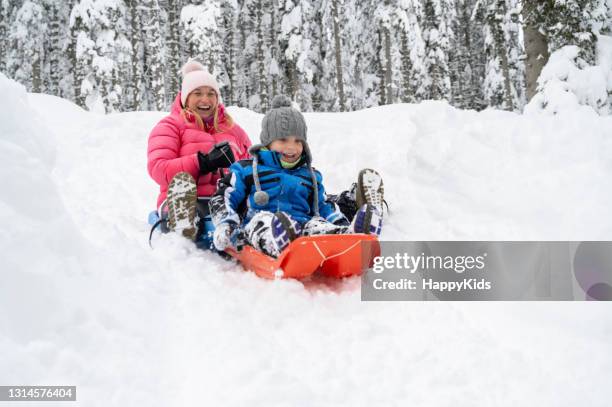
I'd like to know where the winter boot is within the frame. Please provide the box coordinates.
[270,212,303,256]
[350,204,383,236]
[356,168,385,216]
[327,185,359,222]
[244,211,302,257]
[166,172,199,241]
[302,216,347,236]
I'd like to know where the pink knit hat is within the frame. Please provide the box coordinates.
[180,60,221,107]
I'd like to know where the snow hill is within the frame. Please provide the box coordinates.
[1,72,612,406]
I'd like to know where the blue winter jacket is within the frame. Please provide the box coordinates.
[209,149,346,226]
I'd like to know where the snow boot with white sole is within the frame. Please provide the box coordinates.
[166,172,199,241]
[356,168,385,216]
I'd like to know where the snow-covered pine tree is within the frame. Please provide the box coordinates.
[253,0,271,110]
[330,0,347,110]
[142,0,166,110]
[234,0,267,111]
[233,0,255,108]
[394,0,427,103]
[504,0,525,109]
[374,0,394,105]
[449,0,471,108]
[8,0,47,93]
[0,1,8,74]
[306,0,342,111]
[278,0,319,110]
[181,1,223,74]
[277,0,299,104]
[164,0,183,106]
[70,0,131,113]
[219,0,238,105]
[268,0,282,102]
[125,0,145,110]
[43,0,63,96]
[1,1,22,75]
[544,0,602,62]
[523,0,607,100]
[480,0,523,111]
[421,0,453,101]
[522,0,549,101]
[342,0,379,109]
[523,0,610,113]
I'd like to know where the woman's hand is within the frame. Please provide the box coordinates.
[198,141,236,175]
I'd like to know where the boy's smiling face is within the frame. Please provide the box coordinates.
[268,136,303,163]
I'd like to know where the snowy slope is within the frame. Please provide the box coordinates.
[2,72,612,406]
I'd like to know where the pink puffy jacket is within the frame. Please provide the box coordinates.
[147,94,252,209]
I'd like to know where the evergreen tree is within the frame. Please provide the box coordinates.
[219,0,238,105]
[70,0,131,112]
[345,0,381,109]
[330,0,346,110]
[181,1,223,73]
[142,0,166,110]
[9,0,47,93]
[395,0,427,103]
[125,0,145,110]
[234,0,255,109]
[421,0,453,100]
[43,0,64,96]
[480,0,519,111]
[164,0,183,105]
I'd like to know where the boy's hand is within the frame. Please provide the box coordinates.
[213,222,240,251]
[198,141,236,175]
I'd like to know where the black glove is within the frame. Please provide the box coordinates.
[198,141,236,175]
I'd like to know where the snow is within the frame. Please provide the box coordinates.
[1,71,612,405]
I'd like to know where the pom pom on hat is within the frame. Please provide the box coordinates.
[181,60,207,76]
[271,95,293,109]
[180,59,221,107]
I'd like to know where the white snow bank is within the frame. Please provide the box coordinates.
[0,73,86,270]
[525,35,612,115]
[1,76,611,406]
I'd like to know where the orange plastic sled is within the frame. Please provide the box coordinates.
[226,234,381,279]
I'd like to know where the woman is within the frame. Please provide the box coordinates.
[147,60,251,241]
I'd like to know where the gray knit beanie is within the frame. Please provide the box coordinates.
[249,95,319,215]
[260,95,307,146]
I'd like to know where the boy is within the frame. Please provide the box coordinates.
[209,95,383,257]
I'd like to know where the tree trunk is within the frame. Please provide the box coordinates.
[384,26,393,104]
[46,2,61,96]
[127,0,141,110]
[32,49,41,93]
[499,40,514,111]
[331,0,346,111]
[376,29,386,104]
[70,20,86,108]
[256,0,268,110]
[165,0,182,106]
[522,4,549,102]
[0,1,7,74]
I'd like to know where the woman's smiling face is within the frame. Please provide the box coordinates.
[268,136,303,163]
[185,86,218,119]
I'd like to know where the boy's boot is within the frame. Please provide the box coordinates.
[356,168,385,215]
[350,168,384,236]
[270,212,302,256]
[350,204,383,236]
[166,172,199,241]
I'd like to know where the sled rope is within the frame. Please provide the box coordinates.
[311,240,362,267]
